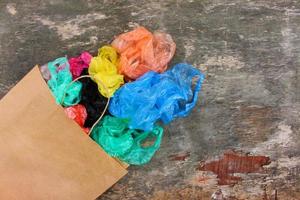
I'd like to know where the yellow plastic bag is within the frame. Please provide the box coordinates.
[88,46,124,98]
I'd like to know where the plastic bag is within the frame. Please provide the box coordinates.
[69,52,92,79]
[111,26,176,80]
[91,115,163,165]
[64,104,90,134]
[79,69,109,128]
[47,57,82,106]
[39,64,51,81]
[109,63,205,131]
[88,46,124,98]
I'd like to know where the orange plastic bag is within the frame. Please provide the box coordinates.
[111,26,176,80]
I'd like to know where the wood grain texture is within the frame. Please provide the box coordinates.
[0,0,299,199]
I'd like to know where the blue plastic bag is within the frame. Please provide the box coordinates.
[47,57,82,106]
[109,63,205,131]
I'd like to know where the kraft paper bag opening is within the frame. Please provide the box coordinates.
[0,66,127,200]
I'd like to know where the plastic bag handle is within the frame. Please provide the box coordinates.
[61,75,110,136]
[177,72,205,117]
[136,127,163,150]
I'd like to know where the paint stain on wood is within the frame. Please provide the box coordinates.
[197,151,271,185]
[169,152,190,161]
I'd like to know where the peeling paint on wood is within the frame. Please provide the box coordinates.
[197,151,271,185]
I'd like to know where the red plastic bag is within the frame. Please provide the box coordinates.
[64,104,90,134]
[111,26,176,80]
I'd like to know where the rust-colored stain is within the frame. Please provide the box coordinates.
[197,151,271,185]
[169,152,190,161]
[197,176,210,183]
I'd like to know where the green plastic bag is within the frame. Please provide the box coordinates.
[47,57,82,106]
[91,116,163,165]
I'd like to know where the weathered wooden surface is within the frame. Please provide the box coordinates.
[0,0,300,199]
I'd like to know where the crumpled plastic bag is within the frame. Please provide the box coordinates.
[39,64,51,81]
[79,69,109,128]
[88,46,124,98]
[69,52,92,79]
[64,104,90,134]
[91,115,163,165]
[109,63,205,131]
[47,57,82,106]
[111,26,176,80]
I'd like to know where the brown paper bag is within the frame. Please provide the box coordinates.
[0,66,127,199]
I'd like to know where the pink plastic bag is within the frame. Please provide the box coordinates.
[69,52,92,79]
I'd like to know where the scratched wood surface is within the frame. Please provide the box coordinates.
[0,0,300,199]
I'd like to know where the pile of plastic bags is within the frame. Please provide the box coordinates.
[40,26,205,165]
